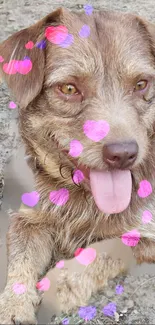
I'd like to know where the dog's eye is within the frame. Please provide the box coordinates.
[59,84,79,95]
[135,80,148,91]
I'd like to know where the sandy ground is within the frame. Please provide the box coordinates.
[1,0,155,324]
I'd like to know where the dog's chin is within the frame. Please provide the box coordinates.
[59,146,133,215]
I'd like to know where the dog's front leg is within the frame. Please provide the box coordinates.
[0,211,54,324]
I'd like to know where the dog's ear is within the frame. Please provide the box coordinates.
[0,8,63,108]
[134,16,155,55]
[143,20,155,55]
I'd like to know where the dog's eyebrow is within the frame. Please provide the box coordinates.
[45,65,98,86]
[126,68,155,80]
[45,50,103,86]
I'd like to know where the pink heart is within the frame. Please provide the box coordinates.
[15,59,32,75]
[83,120,110,142]
[73,170,84,184]
[49,188,69,206]
[12,283,26,295]
[21,191,40,207]
[45,25,68,45]
[142,210,152,224]
[74,248,84,257]
[9,101,17,109]
[0,55,4,62]
[25,41,34,49]
[56,260,65,269]
[75,247,96,265]
[137,180,152,198]
[121,229,140,247]
[69,140,83,157]
[3,60,18,74]
[36,277,50,291]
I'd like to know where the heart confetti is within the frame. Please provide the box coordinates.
[12,283,26,295]
[3,59,32,75]
[121,229,140,247]
[84,4,94,15]
[79,25,90,38]
[9,101,17,109]
[36,39,47,49]
[60,34,74,48]
[36,277,50,291]
[83,120,110,142]
[21,191,40,207]
[45,25,68,45]
[75,247,96,265]
[25,41,34,49]
[0,55,4,62]
[115,284,124,295]
[15,58,32,75]
[49,188,69,206]
[56,260,65,269]
[73,170,84,184]
[142,210,152,224]
[103,302,117,317]
[62,319,69,325]
[69,140,83,157]
[23,56,31,60]
[137,180,152,198]
[74,247,84,257]
[3,60,18,74]
[78,306,96,321]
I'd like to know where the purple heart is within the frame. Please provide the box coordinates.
[21,191,40,207]
[23,56,31,60]
[79,25,90,38]
[115,284,124,295]
[62,318,69,325]
[36,40,47,49]
[84,4,93,15]
[60,34,74,48]
[103,302,116,317]
[78,306,96,321]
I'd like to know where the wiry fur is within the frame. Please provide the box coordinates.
[0,7,155,323]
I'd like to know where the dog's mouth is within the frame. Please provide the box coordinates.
[89,169,132,215]
[79,164,132,215]
[55,138,132,215]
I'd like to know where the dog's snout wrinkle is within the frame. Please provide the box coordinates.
[103,141,138,169]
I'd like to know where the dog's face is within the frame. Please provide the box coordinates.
[1,8,155,215]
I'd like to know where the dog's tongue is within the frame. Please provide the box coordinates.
[90,169,132,214]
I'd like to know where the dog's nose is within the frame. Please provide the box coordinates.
[103,141,138,169]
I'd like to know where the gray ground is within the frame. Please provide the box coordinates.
[1,0,155,324]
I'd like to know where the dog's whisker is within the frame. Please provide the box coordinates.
[43,152,49,165]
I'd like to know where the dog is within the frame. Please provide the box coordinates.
[1,6,155,324]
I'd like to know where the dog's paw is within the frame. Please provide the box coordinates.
[56,254,126,313]
[0,292,37,324]
[56,269,83,313]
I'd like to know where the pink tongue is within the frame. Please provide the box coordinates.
[90,169,132,214]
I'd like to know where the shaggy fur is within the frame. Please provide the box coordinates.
[1,7,155,324]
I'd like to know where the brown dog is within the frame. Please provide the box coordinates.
[1,6,155,324]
